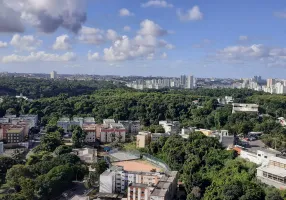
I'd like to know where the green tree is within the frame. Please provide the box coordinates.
[72,126,86,148]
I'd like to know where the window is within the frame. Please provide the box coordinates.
[264,156,267,158]
[258,154,261,157]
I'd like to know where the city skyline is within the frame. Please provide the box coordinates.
[0,0,286,78]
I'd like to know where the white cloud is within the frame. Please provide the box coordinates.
[106,29,119,41]
[88,19,173,62]
[141,0,173,8]
[119,8,134,17]
[123,26,131,32]
[177,6,203,21]
[0,41,8,48]
[161,52,167,59]
[239,35,248,41]
[10,34,42,51]
[214,44,286,67]
[2,51,76,63]
[138,19,168,36]
[53,35,72,50]
[3,0,87,33]
[88,51,100,61]
[274,11,286,19]
[78,26,105,45]
[159,40,175,49]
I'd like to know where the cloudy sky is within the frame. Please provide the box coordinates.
[0,0,286,78]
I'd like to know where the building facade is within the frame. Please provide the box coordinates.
[257,156,286,189]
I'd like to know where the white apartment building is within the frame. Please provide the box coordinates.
[257,156,286,189]
[57,117,96,133]
[159,121,180,134]
[240,148,279,165]
[232,103,259,114]
[99,165,178,199]
[186,75,195,89]
[50,70,57,79]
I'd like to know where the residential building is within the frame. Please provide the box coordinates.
[73,148,97,164]
[136,131,171,148]
[232,103,259,114]
[7,127,24,143]
[267,78,275,88]
[186,75,195,89]
[118,120,141,134]
[212,130,235,148]
[180,75,187,87]
[57,117,70,133]
[257,156,286,189]
[240,148,280,165]
[50,70,57,79]
[99,165,178,200]
[217,96,234,105]
[57,117,96,133]
[136,131,151,148]
[127,183,150,200]
[100,120,126,143]
[83,124,97,143]
[159,121,180,134]
[0,123,29,141]
[83,117,96,125]
[278,117,286,127]
[100,171,115,193]
[0,142,3,155]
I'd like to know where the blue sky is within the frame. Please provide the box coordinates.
[0,0,286,78]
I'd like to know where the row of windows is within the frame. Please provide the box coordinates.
[263,172,286,184]
[269,161,286,169]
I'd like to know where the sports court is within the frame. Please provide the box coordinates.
[112,159,163,172]
[109,151,140,162]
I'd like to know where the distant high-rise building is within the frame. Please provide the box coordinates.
[50,71,57,79]
[180,75,187,87]
[187,75,195,89]
[267,78,275,88]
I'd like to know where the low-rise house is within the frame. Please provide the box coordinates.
[240,148,280,165]
[232,103,259,114]
[257,156,286,189]
[159,121,180,134]
[73,148,97,164]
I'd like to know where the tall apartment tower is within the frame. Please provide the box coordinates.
[267,78,275,88]
[187,75,195,89]
[180,75,187,87]
[50,71,57,79]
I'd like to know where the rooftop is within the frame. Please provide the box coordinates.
[151,188,168,197]
[129,183,148,188]
[258,166,286,177]
[7,128,24,134]
[269,156,286,165]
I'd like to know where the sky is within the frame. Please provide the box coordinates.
[0,0,286,78]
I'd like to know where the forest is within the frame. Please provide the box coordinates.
[146,133,286,200]
[1,84,285,150]
[0,77,125,98]
[1,77,286,199]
